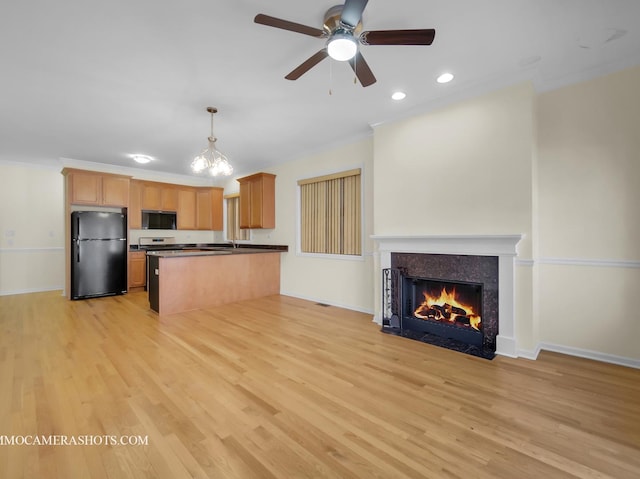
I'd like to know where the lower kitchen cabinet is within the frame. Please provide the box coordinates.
[129,251,146,289]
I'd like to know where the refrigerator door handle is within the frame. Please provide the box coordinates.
[75,239,80,262]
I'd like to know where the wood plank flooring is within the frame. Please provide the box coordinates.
[0,291,638,478]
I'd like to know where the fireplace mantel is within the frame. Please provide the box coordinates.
[372,234,523,358]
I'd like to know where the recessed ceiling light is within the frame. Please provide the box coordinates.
[391,91,406,101]
[131,154,153,164]
[436,72,454,84]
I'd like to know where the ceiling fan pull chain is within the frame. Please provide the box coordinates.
[353,55,357,84]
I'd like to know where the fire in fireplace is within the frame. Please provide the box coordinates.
[402,276,484,348]
[413,282,482,331]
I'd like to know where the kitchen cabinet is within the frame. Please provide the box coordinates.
[131,182,222,230]
[238,172,275,229]
[177,188,197,230]
[63,169,130,207]
[141,182,178,211]
[196,187,224,230]
[128,251,146,289]
[129,180,143,229]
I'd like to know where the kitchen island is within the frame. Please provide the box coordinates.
[147,247,284,315]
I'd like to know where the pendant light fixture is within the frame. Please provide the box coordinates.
[191,107,233,176]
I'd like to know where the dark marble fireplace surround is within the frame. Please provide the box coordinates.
[391,253,499,356]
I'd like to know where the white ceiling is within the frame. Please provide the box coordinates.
[1,0,639,179]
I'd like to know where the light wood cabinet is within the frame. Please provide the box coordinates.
[132,182,223,231]
[141,182,178,211]
[238,173,275,229]
[64,169,130,207]
[177,188,197,230]
[196,187,224,230]
[128,251,146,289]
[129,180,143,229]
[163,187,179,211]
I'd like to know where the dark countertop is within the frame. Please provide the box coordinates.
[130,243,288,252]
[146,247,285,258]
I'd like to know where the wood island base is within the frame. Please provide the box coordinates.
[148,252,281,315]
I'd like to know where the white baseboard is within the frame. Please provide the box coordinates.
[535,342,640,369]
[0,286,63,297]
[279,291,375,315]
[517,346,541,360]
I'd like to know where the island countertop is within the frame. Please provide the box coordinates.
[145,247,286,258]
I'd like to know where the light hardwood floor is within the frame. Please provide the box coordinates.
[0,291,638,478]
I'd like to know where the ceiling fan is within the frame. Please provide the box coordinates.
[254,0,436,87]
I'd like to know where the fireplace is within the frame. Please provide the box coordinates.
[373,235,522,358]
[382,252,498,358]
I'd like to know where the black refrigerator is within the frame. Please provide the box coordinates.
[71,211,127,299]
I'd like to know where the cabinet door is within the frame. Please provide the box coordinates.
[162,187,179,211]
[249,177,264,228]
[141,183,162,210]
[129,252,146,288]
[211,188,224,231]
[196,190,213,230]
[102,176,129,207]
[260,174,275,229]
[239,180,251,229]
[129,180,142,229]
[177,188,197,230]
[70,172,102,205]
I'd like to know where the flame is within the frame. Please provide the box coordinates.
[414,287,481,331]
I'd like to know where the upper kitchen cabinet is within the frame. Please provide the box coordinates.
[196,187,224,231]
[238,173,275,229]
[63,169,130,207]
[177,188,197,230]
[129,180,143,229]
[141,182,178,211]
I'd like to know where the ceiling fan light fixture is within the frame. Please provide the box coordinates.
[191,107,233,177]
[327,32,358,61]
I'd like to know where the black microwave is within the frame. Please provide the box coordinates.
[141,210,177,230]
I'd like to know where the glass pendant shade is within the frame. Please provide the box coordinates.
[191,107,233,176]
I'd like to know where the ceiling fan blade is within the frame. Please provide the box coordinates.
[254,14,326,38]
[348,51,376,87]
[285,49,329,80]
[341,0,369,29]
[360,29,436,46]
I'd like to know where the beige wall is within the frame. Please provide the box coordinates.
[537,66,640,360]
[0,163,65,294]
[223,137,375,313]
[373,83,535,257]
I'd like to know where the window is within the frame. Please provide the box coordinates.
[298,168,361,256]
[225,195,250,241]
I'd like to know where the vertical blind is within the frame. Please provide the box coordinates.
[225,195,250,241]
[298,169,361,255]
